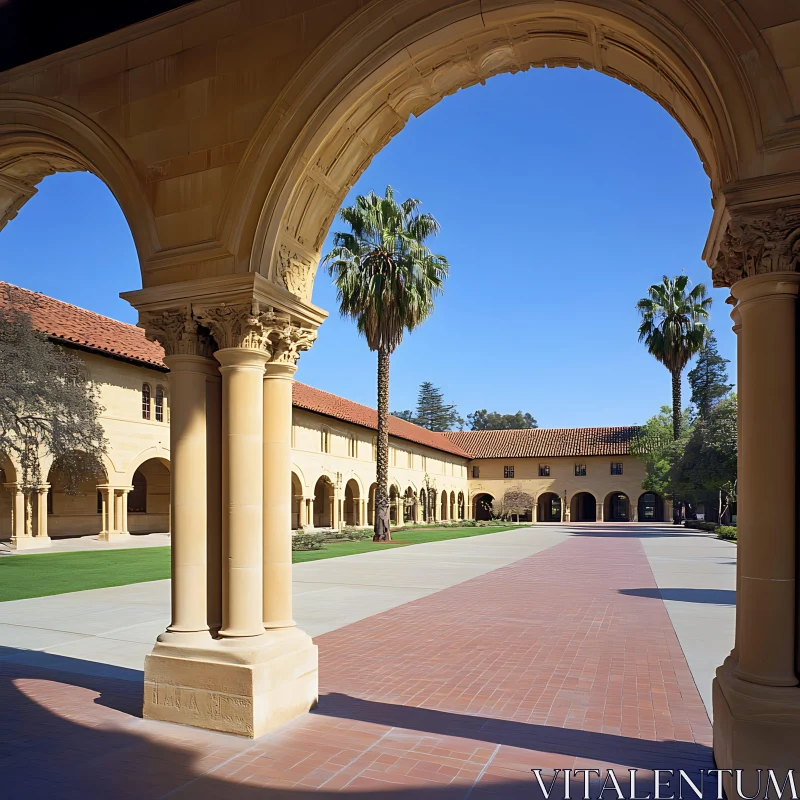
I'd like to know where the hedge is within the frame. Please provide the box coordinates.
[684,519,737,541]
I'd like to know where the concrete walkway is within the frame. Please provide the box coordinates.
[0,531,171,554]
[0,523,734,798]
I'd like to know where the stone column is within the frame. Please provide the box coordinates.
[531,500,537,523]
[120,488,131,534]
[36,485,51,544]
[5,483,35,550]
[596,502,604,522]
[100,487,130,542]
[99,485,112,536]
[710,207,800,786]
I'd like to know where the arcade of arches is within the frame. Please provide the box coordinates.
[1,0,799,776]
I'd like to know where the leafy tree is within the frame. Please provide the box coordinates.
[632,406,692,504]
[415,382,462,431]
[467,409,538,430]
[324,186,449,541]
[688,333,731,420]
[0,304,107,493]
[492,487,534,522]
[636,275,711,440]
[391,409,416,423]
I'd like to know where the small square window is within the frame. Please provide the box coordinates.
[504,466,514,479]
[539,465,550,477]
[611,462,623,475]
[574,463,586,477]
[472,465,480,479]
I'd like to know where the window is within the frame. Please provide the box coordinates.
[391,447,397,467]
[141,383,151,420]
[422,455,427,471]
[611,462,623,475]
[155,386,165,422]
[574,463,586,477]
[371,438,377,461]
[320,427,330,453]
[407,451,413,468]
[539,465,550,477]
[504,466,514,479]
[472,465,480,479]
[347,434,357,458]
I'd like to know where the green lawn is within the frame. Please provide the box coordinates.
[0,525,515,601]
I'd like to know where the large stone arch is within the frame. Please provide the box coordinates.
[0,94,158,266]
[240,0,779,293]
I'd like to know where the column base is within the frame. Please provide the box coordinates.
[98,531,131,542]
[10,536,52,550]
[713,655,800,793]
[143,627,318,738]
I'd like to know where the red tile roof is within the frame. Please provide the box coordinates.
[0,282,167,369]
[292,382,471,458]
[444,427,641,458]
[0,282,470,458]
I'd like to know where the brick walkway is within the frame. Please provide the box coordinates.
[0,529,715,798]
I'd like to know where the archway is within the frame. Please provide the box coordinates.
[449,491,456,521]
[344,479,360,526]
[313,476,335,528]
[46,451,108,538]
[403,487,416,524]
[472,493,494,522]
[440,490,448,522]
[537,492,562,523]
[127,458,170,534]
[570,492,597,523]
[291,472,304,529]
[637,492,665,523]
[389,485,400,526]
[419,488,427,523]
[0,455,16,540]
[367,483,377,526]
[458,492,465,520]
[604,492,631,522]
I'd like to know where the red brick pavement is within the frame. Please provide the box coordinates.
[0,527,716,798]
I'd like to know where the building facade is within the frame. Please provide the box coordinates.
[0,285,665,550]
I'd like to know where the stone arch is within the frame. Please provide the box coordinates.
[473,492,494,522]
[570,491,597,522]
[458,491,466,520]
[0,94,159,267]
[637,491,665,522]
[367,482,377,526]
[291,471,304,530]
[402,486,416,524]
[0,453,18,540]
[604,491,631,522]
[538,491,562,523]
[124,446,170,484]
[313,475,335,528]
[290,463,309,495]
[127,457,171,534]
[46,451,108,537]
[239,0,770,291]
[344,478,361,526]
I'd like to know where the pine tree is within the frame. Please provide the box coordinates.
[415,382,462,431]
[688,333,732,420]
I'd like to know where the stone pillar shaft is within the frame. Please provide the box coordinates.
[36,486,49,539]
[216,347,269,638]
[262,362,296,630]
[733,273,799,687]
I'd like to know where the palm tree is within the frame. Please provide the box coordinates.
[637,275,712,440]
[323,186,449,541]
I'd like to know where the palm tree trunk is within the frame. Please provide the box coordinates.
[374,347,392,541]
[671,367,682,524]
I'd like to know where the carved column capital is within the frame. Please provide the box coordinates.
[268,321,318,365]
[194,302,281,353]
[140,308,214,358]
[713,207,800,287]
[277,244,314,302]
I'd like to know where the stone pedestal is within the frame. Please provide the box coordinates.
[143,628,318,737]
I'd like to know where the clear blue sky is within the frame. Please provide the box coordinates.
[0,68,734,428]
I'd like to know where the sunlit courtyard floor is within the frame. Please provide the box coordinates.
[0,524,735,798]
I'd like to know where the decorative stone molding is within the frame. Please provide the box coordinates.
[140,308,215,358]
[713,207,800,287]
[277,245,315,302]
[269,321,318,365]
[194,302,280,353]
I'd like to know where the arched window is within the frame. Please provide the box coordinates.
[320,426,331,453]
[142,383,151,420]
[155,386,165,422]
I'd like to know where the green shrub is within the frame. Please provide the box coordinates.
[342,527,373,541]
[684,520,718,532]
[292,532,325,550]
[716,525,738,541]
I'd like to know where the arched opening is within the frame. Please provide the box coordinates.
[538,492,562,523]
[440,490,448,521]
[292,472,304,530]
[449,491,456,521]
[367,483,377,526]
[389,485,400,526]
[604,492,631,522]
[127,458,170,534]
[402,487,416,523]
[570,492,597,523]
[458,492,465,520]
[344,479,360,526]
[46,452,107,537]
[637,492,665,523]
[313,476,335,528]
[0,456,16,540]
[472,493,494,522]
[419,488,427,522]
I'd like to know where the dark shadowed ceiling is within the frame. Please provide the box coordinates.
[0,0,194,73]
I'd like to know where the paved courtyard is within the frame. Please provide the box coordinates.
[0,524,735,798]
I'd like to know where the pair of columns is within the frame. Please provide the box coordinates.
[98,485,132,541]
[136,297,320,738]
[4,482,50,550]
